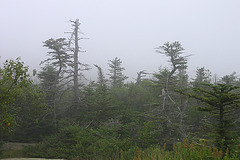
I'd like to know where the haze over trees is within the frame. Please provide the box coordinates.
[1,20,240,159]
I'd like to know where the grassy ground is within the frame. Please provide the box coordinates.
[0,143,64,160]
[1,158,62,160]
[2,143,35,150]
[1,143,29,158]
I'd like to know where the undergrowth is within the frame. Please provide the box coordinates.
[120,139,240,160]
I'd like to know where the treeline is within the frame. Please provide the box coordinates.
[1,20,240,159]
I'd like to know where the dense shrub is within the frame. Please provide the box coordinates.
[24,126,121,159]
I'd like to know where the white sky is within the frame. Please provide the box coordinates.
[1,0,240,81]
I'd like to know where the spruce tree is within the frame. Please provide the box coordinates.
[107,57,128,88]
[155,41,190,110]
[40,38,70,127]
[177,83,240,153]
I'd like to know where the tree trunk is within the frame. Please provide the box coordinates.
[73,19,80,103]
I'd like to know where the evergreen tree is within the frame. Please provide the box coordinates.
[7,84,51,142]
[38,65,60,127]
[184,67,212,140]
[107,57,128,88]
[95,64,107,89]
[38,65,59,91]
[40,38,70,127]
[192,67,212,87]
[81,65,111,128]
[177,83,240,153]
[93,65,111,126]
[155,41,190,110]
[42,38,71,76]
[220,72,238,84]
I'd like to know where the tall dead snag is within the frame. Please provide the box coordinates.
[66,19,84,103]
[72,19,80,102]
[65,19,89,116]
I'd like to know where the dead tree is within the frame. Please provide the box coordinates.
[136,70,148,85]
[66,19,88,103]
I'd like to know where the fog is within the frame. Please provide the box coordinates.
[1,0,240,81]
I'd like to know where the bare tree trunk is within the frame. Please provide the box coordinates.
[73,19,80,102]
[162,67,176,110]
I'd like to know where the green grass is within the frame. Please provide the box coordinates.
[0,149,26,158]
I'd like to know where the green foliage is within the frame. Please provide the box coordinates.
[155,41,190,71]
[177,83,240,153]
[192,67,212,86]
[152,67,178,95]
[127,82,157,111]
[108,57,128,88]
[42,38,70,69]
[6,85,52,142]
[80,82,112,128]
[38,65,59,90]
[138,120,164,147]
[120,139,240,160]
[0,149,26,158]
[3,42,240,160]
[40,38,72,127]
[0,58,32,135]
[24,126,120,159]
[0,58,52,142]
[184,105,210,140]
[220,72,239,84]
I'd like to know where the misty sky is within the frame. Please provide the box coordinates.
[1,0,240,81]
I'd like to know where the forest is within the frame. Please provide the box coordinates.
[1,20,240,160]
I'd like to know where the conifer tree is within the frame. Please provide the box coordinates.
[42,38,71,76]
[40,38,70,127]
[221,72,238,84]
[107,57,128,88]
[94,65,111,125]
[177,83,240,153]
[82,65,111,128]
[155,41,190,110]
[192,67,212,87]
